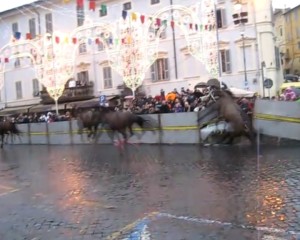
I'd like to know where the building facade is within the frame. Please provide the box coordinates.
[0,0,281,111]
[278,5,300,76]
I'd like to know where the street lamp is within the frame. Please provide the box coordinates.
[232,1,248,90]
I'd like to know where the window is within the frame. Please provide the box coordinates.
[150,26,166,39]
[45,13,53,34]
[294,10,298,20]
[77,71,89,86]
[14,58,20,68]
[29,18,36,39]
[98,41,104,51]
[32,78,40,97]
[216,9,226,28]
[151,0,159,5]
[275,47,280,69]
[297,27,300,38]
[280,27,283,36]
[219,49,231,73]
[12,22,18,34]
[77,5,84,26]
[151,58,169,82]
[123,2,131,10]
[103,66,112,89]
[79,43,87,53]
[15,81,22,99]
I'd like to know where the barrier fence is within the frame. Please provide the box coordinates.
[11,112,202,145]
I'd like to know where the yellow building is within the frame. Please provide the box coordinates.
[283,5,300,75]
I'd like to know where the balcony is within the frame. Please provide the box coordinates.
[40,84,95,104]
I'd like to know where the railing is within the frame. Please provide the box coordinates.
[40,85,94,104]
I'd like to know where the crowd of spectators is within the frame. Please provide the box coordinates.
[12,111,72,124]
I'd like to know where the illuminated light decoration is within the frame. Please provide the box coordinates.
[35,32,75,113]
[104,16,162,97]
[151,3,219,79]
[70,17,161,97]
[0,38,41,92]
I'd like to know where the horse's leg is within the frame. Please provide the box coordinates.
[1,134,3,149]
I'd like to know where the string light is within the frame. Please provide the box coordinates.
[151,3,219,78]
[71,17,160,97]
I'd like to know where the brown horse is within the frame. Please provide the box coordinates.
[99,107,151,147]
[213,89,255,144]
[75,108,102,140]
[0,121,22,148]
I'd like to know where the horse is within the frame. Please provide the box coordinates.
[213,89,255,144]
[75,107,102,140]
[0,121,22,148]
[99,107,151,148]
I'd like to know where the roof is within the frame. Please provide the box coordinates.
[283,4,300,15]
[0,0,44,16]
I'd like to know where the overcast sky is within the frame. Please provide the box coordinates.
[0,0,298,13]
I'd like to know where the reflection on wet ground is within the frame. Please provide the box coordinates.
[0,144,299,239]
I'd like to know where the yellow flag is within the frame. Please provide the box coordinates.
[63,0,70,3]
[131,12,137,21]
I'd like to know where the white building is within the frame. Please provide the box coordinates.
[0,0,282,112]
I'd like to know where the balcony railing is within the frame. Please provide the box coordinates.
[40,84,94,104]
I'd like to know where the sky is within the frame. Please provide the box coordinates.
[0,0,298,13]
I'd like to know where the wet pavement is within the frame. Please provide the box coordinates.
[0,144,299,240]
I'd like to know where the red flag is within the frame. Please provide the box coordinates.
[26,33,32,40]
[89,0,95,11]
[72,37,77,44]
[189,23,193,30]
[140,15,145,24]
[95,38,100,44]
[156,18,161,27]
[77,0,83,8]
[4,58,9,63]
[55,36,60,44]
[171,21,175,29]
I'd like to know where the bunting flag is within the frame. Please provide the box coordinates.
[131,12,137,21]
[88,38,92,45]
[171,21,175,29]
[156,18,161,27]
[14,32,21,40]
[4,58,9,63]
[162,20,167,26]
[89,0,96,11]
[95,38,100,44]
[189,23,193,30]
[72,37,77,44]
[64,37,69,44]
[122,10,127,20]
[26,33,32,40]
[140,15,145,24]
[100,4,107,15]
[77,0,83,8]
[63,0,70,3]
[55,36,60,44]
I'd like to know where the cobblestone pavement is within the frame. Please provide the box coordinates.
[0,144,299,240]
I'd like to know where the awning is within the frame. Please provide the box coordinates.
[0,105,32,116]
[66,98,99,109]
[29,104,66,113]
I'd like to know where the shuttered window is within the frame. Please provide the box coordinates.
[151,58,169,82]
[220,49,231,73]
[45,13,53,34]
[29,18,36,39]
[15,81,23,99]
[103,66,112,89]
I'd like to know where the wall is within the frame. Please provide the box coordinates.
[254,99,300,140]
[11,112,200,145]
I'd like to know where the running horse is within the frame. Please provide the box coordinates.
[99,106,151,148]
[213,89,255,144]
[75,107,102,141]
[0,121,22,148]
